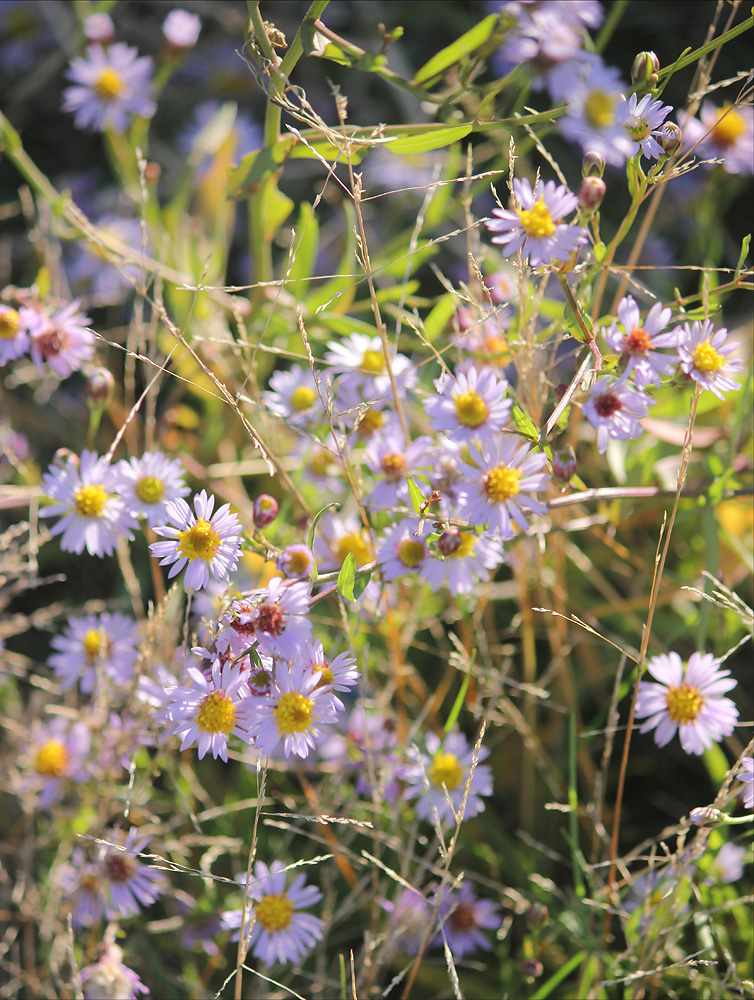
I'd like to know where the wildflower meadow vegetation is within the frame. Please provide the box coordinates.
[1,1,753,998]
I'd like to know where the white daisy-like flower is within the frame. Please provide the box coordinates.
[680,102,754,175]
[621,92,674,159]
[425,361,512,445]
[249,660,340,759]
[28,300,96,378]
[603,295,678,387]
[41,450,137,557]
[217,578,313,660]
[676,320,742,399]
[262,366,322,428]
[115,450,190,527]
[324,332,416,406]
[0,304,40,365]
[376,518,428,581]
[166,658,255,761]
[555,59,634,165]
[402,730,493,825]
[48,611,140,693]
[364,427,432,511]
[296,639,360,702]
[150,489,243,591]
[634,652,739,755]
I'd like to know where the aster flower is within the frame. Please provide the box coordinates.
[222,860,324,965]
[603,295,678,387]
[262,366,322,428]
[363,425,432,511]
[16,717,90,809]
[0,303,38,365]
[737,757,754,809]
[319,704,398,775]
[681,102,753,175]
[277,544,315,579]
[451,312,511,366]
[621,92,674,159]
[28,300,95,377]
[67,216,146,300]
[402,730,493,825]
[81,943,148,1000]
[324,333,416,407]
[486,177,588,267]
[63,43,155,133]
[166,658,255,762]
[249,660,340,759]
[58,847,108,929]
[115,451,190,527]
[456,437,550,540]
[435,882,501,958]
[705,842,747,885]
[48,612,140,693]
[582,376,653,453]
[555,58,634,165]
[150,489,243,591]
[102,826,166,920]
[377,518,428,581]
[380,887,435,956]
[291,432,346,495]
[296,639,360,700]
[421,528,505,595]
[41,450,137,557]
[218,578,313,660]
[425,362,512,445]
[676,320,742,398]
[312,512,374,573]
[634,652,739,755]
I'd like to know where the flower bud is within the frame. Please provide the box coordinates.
[52,448,78,471]
[86,367,115,409]
[84,12,115,46]
[689,806,724,827]
[253,494,278,528]
[582,151,606,179]
[579,176,606,214]
[552,445,576,483]
[162,10,202,52]
[631,51,660,89]
[656,122,682,157]
[436,525,463,557]
[522,959,543,981]
[526,903,549,927]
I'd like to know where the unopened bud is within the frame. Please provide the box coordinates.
[656,122,682,157]
[52,448,78,471]
[437,525,463,557]
[631,51,660,89]
[253,494,278,528]
[84,12,115,45]
[582,151,606,179]
[526,903,549,927]
[552,445,576,483]
[522,959,543,981]
[162,10,202,52]
[579,176,606,214]
[689,806,724,827]
[86,367,114,409]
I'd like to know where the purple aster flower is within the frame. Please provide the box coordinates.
[364,427,432,511]
[0,303,38,365]
[486,177,588,267]
[555,58,634,165]
[420,528,505,595]
[581,376,653,453]
[290,431,347,495]
[621,92,674,159]
[249,659,340,759]
[295,639,360,702]
[102,826,166,920]
[435,882,501,958]
[150,489,243,591]
[634,652,739,755]
[81,943,148,1000]
[737,757,754,809]
[456,437,550,539]
[312,512,374,573]
[675,320,742,398]
[28,300,95,377]
[680,102,753,175]
[377,517,428,581]
[705,842,746,885]
[425,362,512,445]
[603,296,678,387]
[262,365,321,428]
[41,450,137,557]
[48,612,140,693]
[222,860,324,965]
[402,730,493,825]
[277,543,315,579]
[58,847,108,929]
[16,717,90,810]
[166,658,255,762]
[217,578,312,660]
[380,887,434,956]
[115,451,190,527]
[451,312,511,366]
[324,333,416,407]
[83,13,114,45]
[319,704,398,777]
[162,9,201,50]
[63,43,156,133]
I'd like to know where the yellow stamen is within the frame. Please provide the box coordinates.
[335,533,372,566]
[453,390,489,428]
[256,893,294,932]
[360,349,385,373]
[429,752,464,790]
[711,104,746,149]
[665,683,703,724]
[83,628,107,663]
[519,197,556,239]
[0,308,21,339]
[135,476,165,505]
[95,66,124,101]
[398,539,425,568]
[74,484,108,518]
[584,89,616,129]
[692,340,725,373]
[195,690,236,734]
[177,519,221,562]
[274,691,314,735]
[484,465,521,503]
[290,386,317,411]
[445,532,476,560]
[35,740,68,777]
[357,408,384,437]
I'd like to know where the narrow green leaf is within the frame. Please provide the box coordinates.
[337,552,356,601]
[512,404,539,441]
[307,502,340,553]
[406,474,423,514]
[423,292,457,341]
[287,202,320,293]
[387,124,472,155]
[412,14,499,85]
[443,651,476,737]
[735,233,751,275]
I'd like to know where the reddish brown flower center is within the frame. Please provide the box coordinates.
[103,852,136,885]
[449,902,477,932]
[34,327,65,359]
[625,327,651,356]
[594,392,622,418]
[253,600,285,636]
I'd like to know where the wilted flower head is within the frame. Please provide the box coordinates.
[436,882,501,958]
[101,826,166,920]
[28,300,95,378]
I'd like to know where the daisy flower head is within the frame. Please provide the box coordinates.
[436,882,501,958]
[377,517,428,581]
[620,92,674,159]
[555,58,634,165]
[737,757,754,809]
[81,943,148,1000]
[115,450,190,527]
[681,102,753,175]
[277,543,315,579]
[291,431,346,495]
[249,659,340,759]
[364,427,432,511]
[456,436,550,540]
[402,729,493,825]
[705,842,746,885]
[58,847,108,929]
[48,611,140,693]
[425,361,512,445]
[0,303,39,365]
[296,639,360,698]
[218,578,313,660]
[634,651,739,755]
[102,826,166,920]
[150,489,243,591]
[324,332,416,407]
[63,43,156,133]
[28,300,95,378]
[41,450,137,556]
[312,512,374,573]
[380,887,434,956]
[16,717,90,810]
[222,860,324,965]
[486,177,588,268]
[603,295,677,387]
[166,658,255,762]
[582,376,653,453]
[262,365,322,428]
[67,215,146,300]
[421,527,505,595]
[676,320,742,398]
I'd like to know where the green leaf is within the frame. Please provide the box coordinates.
[735,233,751,276]
[443,651,475,736]
[386,124,472,155]
[307,502,340,553]
[406,474,423,514]
[315,313,377,339]
[592,241,607,263]
[337,552,356,601]
[412,14,499,85]
[423,292,457,341]
[260,182,294,242]
[512,404,539,441]
[287,202,320,295]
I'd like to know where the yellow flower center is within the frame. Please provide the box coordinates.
[665,683,703,724]
[135,476,165,505]
[256,893,294,933]
[380,452,406,478]
[195,690,237,734]
[445,532,476,560]
[397,539,425,568]
[290,386,317,411]
[625,327,651,356]
[357,408,384,437]
[274,691,314,735]
[177,519,221,561]
[626,118,650,142]
[692,340,725,373]
[519,197,556,239]
[484,464,521,503]
[0,308,21,339]
[309,450,331,477]
[711,104,746,149]
[313,662,335,687]
[285,550,312,575]
[83,628,108,663]
[429,751,464,790]
[95,66,125,101]
[335,533,372,566]
[249,668,272,692]
[74,484,108,518]
[453,389,489,428]
[35,740,68,777]
[360,349,385,373]
[584,89,616,129]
